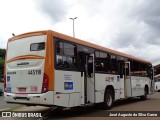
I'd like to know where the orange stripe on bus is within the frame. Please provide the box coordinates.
[6,55,45,63]
[8,31,47,42]
[44,31,54,91]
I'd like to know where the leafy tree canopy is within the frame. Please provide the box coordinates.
[0,49,6,59]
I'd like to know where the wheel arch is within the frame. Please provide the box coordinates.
[105,85,115,100]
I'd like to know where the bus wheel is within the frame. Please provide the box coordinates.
[103,89,113,110]
[140,89,147,100]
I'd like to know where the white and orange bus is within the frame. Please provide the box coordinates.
[4,30,154,109]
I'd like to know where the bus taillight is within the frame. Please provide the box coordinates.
[4,75,6,92]
[41,73,49,93]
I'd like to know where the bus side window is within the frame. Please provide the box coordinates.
[56,41,63,54]
[57,55,63,67]
[55,40,77,70]
[118,61,123,78]
[95,62,103,71]
[95,51,110,73]
[110,54,117,73]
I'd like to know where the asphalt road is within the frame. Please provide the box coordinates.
[1,92,160,120]
[45,92,160,120]
[0,82,19,111]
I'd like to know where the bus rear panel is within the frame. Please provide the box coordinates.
[4,33,54,106]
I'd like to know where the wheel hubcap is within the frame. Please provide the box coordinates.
[106,94,112,106]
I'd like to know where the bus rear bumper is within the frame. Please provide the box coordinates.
[4,91,54,106]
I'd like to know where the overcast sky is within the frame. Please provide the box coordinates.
[0,0,160,63]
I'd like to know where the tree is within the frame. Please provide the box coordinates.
[0,49,6,59]
[0,49,5,78]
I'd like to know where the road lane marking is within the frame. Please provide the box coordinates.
[0,108,11,111]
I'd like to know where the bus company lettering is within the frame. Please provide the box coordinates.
[64,74,72,81]
[27,70,41,75]
[7,71,16,75]
[105,77,114,82]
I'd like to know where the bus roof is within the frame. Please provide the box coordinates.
[8,30,151,64]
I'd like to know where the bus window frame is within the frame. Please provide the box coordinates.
[95,50,118,75]
[130,59,151,78]
[53,37,152,78]
[54,37,77,71]
[30,42,45,51]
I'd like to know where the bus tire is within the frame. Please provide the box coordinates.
[102,89,113,110]
[140,88,147,100]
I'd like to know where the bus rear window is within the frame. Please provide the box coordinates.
[30,42,45,51]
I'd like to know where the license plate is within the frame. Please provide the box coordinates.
[31,86,38,92]
[18,87,26,92]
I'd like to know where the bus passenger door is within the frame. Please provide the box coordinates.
[79,52,95,104]
[124,62,132,98]
[86,54,95,103]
